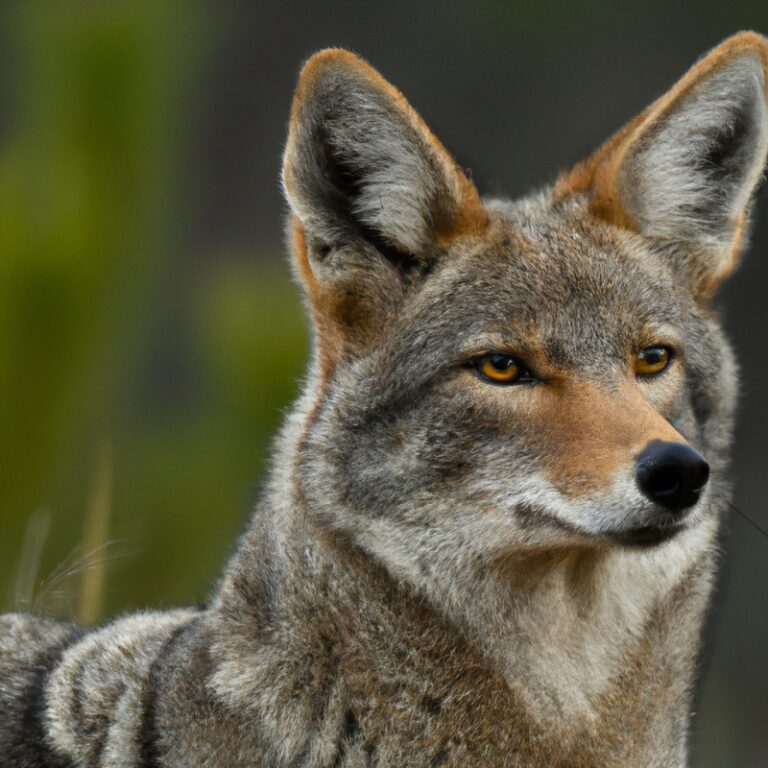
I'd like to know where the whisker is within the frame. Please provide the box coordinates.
[727,501,768,542]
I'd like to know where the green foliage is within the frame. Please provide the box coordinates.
[0,1,307,620]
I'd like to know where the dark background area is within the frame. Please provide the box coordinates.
[0,1,766,764]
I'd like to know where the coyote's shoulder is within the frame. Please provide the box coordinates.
[2,31,767,768]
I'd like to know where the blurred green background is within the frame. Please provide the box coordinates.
[0,1,766,765]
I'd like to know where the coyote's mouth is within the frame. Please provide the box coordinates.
[611,522,686,547]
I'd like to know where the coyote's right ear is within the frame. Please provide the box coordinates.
[282,49,486,367]
[560,32,768,298]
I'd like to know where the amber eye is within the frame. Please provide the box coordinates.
[635,346,673,377]
[475,353,528,385]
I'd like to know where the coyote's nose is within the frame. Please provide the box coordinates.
[635,441,710,513]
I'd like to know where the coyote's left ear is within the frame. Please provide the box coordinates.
[560,32,768,298]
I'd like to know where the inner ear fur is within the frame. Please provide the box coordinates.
[557,31,768,298]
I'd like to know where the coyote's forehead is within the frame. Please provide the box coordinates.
[397,203,699,370]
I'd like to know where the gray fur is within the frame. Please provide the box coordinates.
[2,34,767,767]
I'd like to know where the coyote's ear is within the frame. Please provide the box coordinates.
[560,32,768,298]
[283,49,486,259]
[282,49,486,365]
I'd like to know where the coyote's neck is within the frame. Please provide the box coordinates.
[452,534,716,727]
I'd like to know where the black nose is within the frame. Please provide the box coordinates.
[635,441,710,513]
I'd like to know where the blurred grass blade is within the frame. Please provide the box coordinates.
[77,438,112,625]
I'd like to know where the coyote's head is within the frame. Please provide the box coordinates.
[281,34,768,584]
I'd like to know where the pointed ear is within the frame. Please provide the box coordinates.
[558,32,768,298]
[282,49,487,368]
[283,48,486,258]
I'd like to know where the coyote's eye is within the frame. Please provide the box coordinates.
[635,346,673,377]
[474,353,531,385]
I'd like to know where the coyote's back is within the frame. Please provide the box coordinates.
[2,32,768,767]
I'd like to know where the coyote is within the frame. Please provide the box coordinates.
[2,31,767,768]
